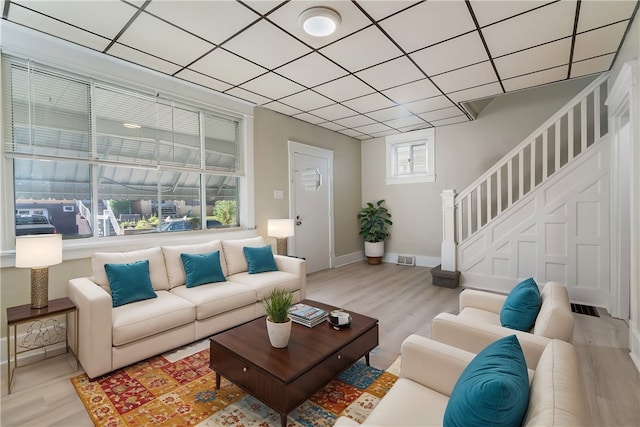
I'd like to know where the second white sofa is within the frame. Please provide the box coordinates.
[68,236,306,378]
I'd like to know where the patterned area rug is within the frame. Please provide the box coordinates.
[70,344,400,426]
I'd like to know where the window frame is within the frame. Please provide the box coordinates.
[385,128,435,185]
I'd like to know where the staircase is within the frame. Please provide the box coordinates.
[442,73,611,305]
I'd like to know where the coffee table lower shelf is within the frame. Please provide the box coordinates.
[209,300,379,427]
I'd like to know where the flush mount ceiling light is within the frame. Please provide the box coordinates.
[299,7,341,37]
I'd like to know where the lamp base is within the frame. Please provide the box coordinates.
[276,238,288,256]
[31,267,49,309]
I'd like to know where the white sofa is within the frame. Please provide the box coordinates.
[432,281,574,368]
[334,335,589,427]
[68,236,306,378]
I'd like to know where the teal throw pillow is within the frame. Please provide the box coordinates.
[243,245,278,274]
[180,251,226,288]
[500,277,541,331]
[105,260,157,308]
[443,335,530,427]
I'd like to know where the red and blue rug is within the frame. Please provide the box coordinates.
[70,343,400,426]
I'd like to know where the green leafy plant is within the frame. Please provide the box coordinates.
[263,288,294,323]
[358,199,393,242]
[214,200,237,225]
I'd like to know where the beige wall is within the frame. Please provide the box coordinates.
[253,107,362,258]
[361,76,597,260]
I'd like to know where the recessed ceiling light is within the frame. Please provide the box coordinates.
[299,7,341,37]
[123,123,141,129]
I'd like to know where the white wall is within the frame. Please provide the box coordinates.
[361,76,596,265]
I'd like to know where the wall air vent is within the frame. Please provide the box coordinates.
[396,255,415,266]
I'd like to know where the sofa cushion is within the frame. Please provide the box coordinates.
[181,251,227,288]
[112,291,195,346]
[105,260,157,307]
[170,281,257,320]
[222,236,266,275]
[162,241,226,288]
[458,307,501,326]
[243,245,278,274]
[443,335,529,427]
[228,271,300,300]
[500,278,541,331]
[92,247,169,292]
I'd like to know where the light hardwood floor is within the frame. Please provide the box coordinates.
[1,262,639,426]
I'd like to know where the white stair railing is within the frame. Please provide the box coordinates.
[454,74,609,245]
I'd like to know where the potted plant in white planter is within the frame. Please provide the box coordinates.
[358,199,393,265]
[263,288,295,348]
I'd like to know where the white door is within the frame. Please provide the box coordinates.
[289,142,333,274]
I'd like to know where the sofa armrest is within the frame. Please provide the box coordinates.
[533,282,574,341]
[274,255,307,299]
[400,334,475,397]
[459,288,506,313]
[431,313,550,369]
[334,416,361,426]
[68,277,113,379]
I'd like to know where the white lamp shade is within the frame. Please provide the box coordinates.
[15,234,63,268]
[267,219,295,238]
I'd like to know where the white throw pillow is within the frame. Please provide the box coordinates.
[221,236,266,276]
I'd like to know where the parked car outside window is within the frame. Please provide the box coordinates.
[15,214,57,236]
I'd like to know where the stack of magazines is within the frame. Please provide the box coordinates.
[289,303,328,327]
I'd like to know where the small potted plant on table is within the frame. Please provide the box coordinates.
[358,199,393,265]
[264,288,295,348]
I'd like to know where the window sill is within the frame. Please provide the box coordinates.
[386,174,435,185]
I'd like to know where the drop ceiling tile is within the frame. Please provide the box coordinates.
[239,72,305,100]
[319,25,403,72]
[359,1,420,21]
[470,0,552,27]
[383,115,425,129]
[109,43,183,75]
[222,19,311,70]
[266,1,372,49]
[353,122,395,135]
[367,106,412,122]
[339,128,367,139]
[342,93,395,113]
[276,53,347,88]
[279,90,334,111]
[570,53,616,78]
[243,1,284,15]
[355,56,425,91]
[310,103,358,121]
[502,65,568,92]
[334,115,376,129]
[483,1,576,57]
[495,38,571,79]
[432,61,497,93]
[420,106,465,122]
[292,112,326,125]
[144,0,259,45]
[577,1,637,32]
[448,82,503,103]
[264,101,302,116]
[175,69,233,92]
[380,0,476,53]
[190,48,266,86]
[396,123,433,134]
[7,4,112,52]
[573,21,628,62]
[117,12,214,66]
[370,129,403,138]
[313,75,374,102]
[410,31,489,77]
[382,79,441,104]
[403,96,455,114]
[431,115,469,127]
[225,87,272,105]
[318,122,347,132]
[11,0,137,39]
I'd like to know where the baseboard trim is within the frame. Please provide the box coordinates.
[630,322,640,373]
[0,323,69,367]
[334,251,364,268]
[334,252,441,269]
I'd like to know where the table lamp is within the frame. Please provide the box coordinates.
[15,234,63,309]
[267,219,295,256]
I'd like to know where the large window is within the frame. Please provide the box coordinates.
[385,128,435,185]
[4,57,242,239]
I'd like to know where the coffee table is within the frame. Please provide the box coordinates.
[209,299,379,427]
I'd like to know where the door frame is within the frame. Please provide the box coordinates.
[288,141,335,269]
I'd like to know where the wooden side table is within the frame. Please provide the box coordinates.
[6,297,79,394]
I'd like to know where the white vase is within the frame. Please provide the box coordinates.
[266,317,292,348]
[364,241,384,264]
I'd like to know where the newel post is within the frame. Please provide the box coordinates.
[441,189,457,272]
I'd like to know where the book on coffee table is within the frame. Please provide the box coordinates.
[289,303,328,327]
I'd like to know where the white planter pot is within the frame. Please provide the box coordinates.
[364,241,384,257]
[266,318,292,348]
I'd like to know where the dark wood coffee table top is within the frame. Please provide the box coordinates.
[209,299,379,426]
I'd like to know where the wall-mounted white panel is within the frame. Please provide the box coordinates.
[492,199,536,241]
[577,201,600,239]
[493,257,510,277]
[546,223,567,255]
[577,244,600,288]
[518,241,536,277]
[546,262,567,283]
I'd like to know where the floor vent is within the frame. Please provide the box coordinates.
[396,255,415,266]
[571,303,600,317]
